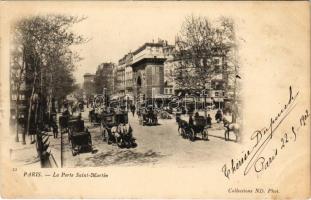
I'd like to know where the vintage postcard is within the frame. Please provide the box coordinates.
[0,1,310,199]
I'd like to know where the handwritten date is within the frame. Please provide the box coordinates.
[222,87,309,179]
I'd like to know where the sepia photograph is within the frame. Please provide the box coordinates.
[0,1,310,198]
[8,5,242,169]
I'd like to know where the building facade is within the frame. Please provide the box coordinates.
[115,58,126,97]
[163,45,176,96]
[95,62,115,97]
[10,65,28,129]
[172,49,229,108]
[124,53,134,102]
[9,53,31,131]
[102,39,231,109]
[83,73,96,99]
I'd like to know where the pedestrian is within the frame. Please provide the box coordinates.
[131,104,136,117]
[52,123,58,138]
[215,109,223,123]
[223,116,230,141]
[189,114,194,127]
[137,109,141,117]
[194,112,200,119]
[206,114,212,128]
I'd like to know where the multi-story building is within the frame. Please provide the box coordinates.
[172,49,229,108]
[163,45,176,96]
[124,53,134,103]
[83,73,95,99]
[110,39,230,109]
[111,53,134,106]
[10,55,29,131]
[115,58,126,97]
[95,63,115,97]
[112,65,118,95]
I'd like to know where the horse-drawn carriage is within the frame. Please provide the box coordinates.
[177,115,209,141]
[67,117,92,156]
[139,107,158,126]
[100,111,136,148]
[59,112,92,156]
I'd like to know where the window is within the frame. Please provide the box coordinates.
[213,58,220,65]
[19,94,25,100]
[215,92,219,97]
[214,66,220,73]
[169,88,173,94]
[12,94,17,100]
[164,88,168,94]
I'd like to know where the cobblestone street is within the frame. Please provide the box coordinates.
[62,108,240,167]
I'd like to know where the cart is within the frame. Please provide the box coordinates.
[101,111,136,148]
[177,116,209,141]
[140,108,158,126]
[67,118,92,155]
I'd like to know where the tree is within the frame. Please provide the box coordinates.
[10,40,26,142]
[173,15,238,94]
[11,14,86,144]
[172,15,240,121]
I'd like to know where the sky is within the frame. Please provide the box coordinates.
[66,2,221,84]
[2,1,241,85]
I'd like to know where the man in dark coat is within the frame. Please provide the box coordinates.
[131,104,136,117]
[215,109,223,123]
[206,114,212,128]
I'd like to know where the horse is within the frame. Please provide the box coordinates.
[224,119,240,142]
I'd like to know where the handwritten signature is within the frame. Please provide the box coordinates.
[222,86,309,179]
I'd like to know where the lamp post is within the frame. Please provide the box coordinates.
[103,87,106,107]
[204,89,207,118]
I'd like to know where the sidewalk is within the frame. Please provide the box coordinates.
[9,130,61,168]
[9,133,41,168]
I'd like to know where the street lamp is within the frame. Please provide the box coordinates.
[103,88,106,107]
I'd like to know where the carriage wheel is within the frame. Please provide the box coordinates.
[202,129,209,141]
[72,149,76,156]
[178,127,182,135]
[181,128,186,138]
[88,134,92,146]
[71,142,76,156]
[189,128,195,141]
